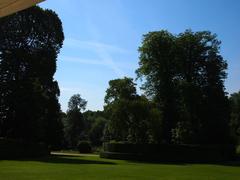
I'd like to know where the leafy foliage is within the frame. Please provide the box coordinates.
[89,116,107,146]
[64,94,87,148]
[105,77,137,104]
[0,6,64,147]
[104,77,162,143]
[137,30,230,144]
[68,94,87,111]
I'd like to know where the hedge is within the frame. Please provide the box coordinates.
[100,143,236,162]
[0,138,49,159]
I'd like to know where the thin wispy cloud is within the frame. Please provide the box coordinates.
[93,45,125,77]
[63,38,126,77]
[60,55,107,66]
[60,55,137,72]
[64,38,129,54]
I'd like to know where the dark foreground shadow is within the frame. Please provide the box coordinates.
[1,154,116,165]
[41,155,116,165]
[1,154,240,167]
[126,159,240,167]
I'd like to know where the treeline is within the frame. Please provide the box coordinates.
[59,95,106,150]
[0,6,240,153]
[61,30,240,148]
[61,76,240,150]
[105,30,240,146]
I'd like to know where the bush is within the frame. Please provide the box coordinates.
[100,142,236,162]
[77,141,92,153]
[0,138,49,159]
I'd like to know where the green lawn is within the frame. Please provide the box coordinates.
[0,153,240,180]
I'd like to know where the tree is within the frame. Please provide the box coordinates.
[229,91,240,143]
[89,116,107,146]
[64,94,87,148]
[68,94,87,111]
[125,96,162,143]
[104,77,137,141]
[0,6,64,146]
[83,110,106,146]
[137,29,230,144]
[105,77,137,104]
[104,77,162,143]
[136,30,180,143]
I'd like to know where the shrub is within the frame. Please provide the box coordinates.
[77,141,92,153]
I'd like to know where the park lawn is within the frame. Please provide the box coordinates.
[0,153,240,180]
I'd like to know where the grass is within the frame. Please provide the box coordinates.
[0,153,240,180]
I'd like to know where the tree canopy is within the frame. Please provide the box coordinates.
[104,77,162,143]
[104,77,137,104]
[68,94,87,111]
[137,30,230,144]
[0,6,64,147]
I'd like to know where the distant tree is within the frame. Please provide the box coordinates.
[64,94,87,148]
[0,6,64,146]
[104,99,130,141]
[104,78,136,141]
[68,94,87,111]
[137,29,230,144]
[104,77,162,143]
[89,116,107,146]
[83,110,106,146]
[125,96,162,143]
[105,77,137,104]
[229,91,240,143]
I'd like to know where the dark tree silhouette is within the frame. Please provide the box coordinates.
[83,110,107,146]
[136,31,180,143]
[137,30,230,144]
[104,77,162,143]
[104,77,137,104]
[89,116,107,146]
[64,94,87,148]
[0,6,64,147]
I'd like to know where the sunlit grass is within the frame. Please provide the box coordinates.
[0,153,240,180]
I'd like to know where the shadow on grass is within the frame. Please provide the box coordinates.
[1,154,240,167]
[125,159,240,167]
[1,154,116,165]
[101,153,240,166]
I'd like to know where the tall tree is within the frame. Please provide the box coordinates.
[137,30,230,144]
[136,31,179,143]
[0,6,64,146]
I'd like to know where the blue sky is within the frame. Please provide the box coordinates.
[40,0,240,112]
